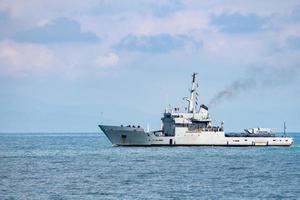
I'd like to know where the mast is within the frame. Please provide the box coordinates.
[185,73,198,113]
[284,122,286,137]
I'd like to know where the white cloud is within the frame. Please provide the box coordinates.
[0,40,54,76]
[0,41,120,78]
[134,11,209,35]
[94,53,119,68]
[0,0,97,19]
[183,0,300,16]
[1,0,299,78]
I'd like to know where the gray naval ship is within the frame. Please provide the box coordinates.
[99,73,293,146]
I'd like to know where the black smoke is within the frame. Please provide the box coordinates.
[208,64,300,107]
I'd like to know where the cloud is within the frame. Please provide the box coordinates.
[289,6,300,22]
[0,41,54,76]
[95,53,119,68]
[286,36,300,49]
[0,41,121,77]
[152,0,184,18]
[0,10,9,21]
[212,13,267,33]
[115,33,201,53]
[0,10,13,40]
[92,0,184,17]
[133,11,209,35]
[13,17,99,44]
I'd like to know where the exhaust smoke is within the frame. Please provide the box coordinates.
[208,64,300,107]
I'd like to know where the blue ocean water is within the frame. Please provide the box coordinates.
[0,132,299,200]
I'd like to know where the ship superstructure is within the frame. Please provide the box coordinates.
[99,73,293,146]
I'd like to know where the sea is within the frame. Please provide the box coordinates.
[0,132,299,200]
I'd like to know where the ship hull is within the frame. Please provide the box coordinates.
[99,125,293,147]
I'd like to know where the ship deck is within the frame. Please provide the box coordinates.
[225,133,277,137]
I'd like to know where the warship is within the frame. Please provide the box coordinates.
[99,73,293,146]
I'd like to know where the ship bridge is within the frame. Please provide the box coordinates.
[161,73,223,136]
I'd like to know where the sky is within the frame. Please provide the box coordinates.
[0,0,300,132]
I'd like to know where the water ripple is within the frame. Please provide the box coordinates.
[0,133,299,199]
